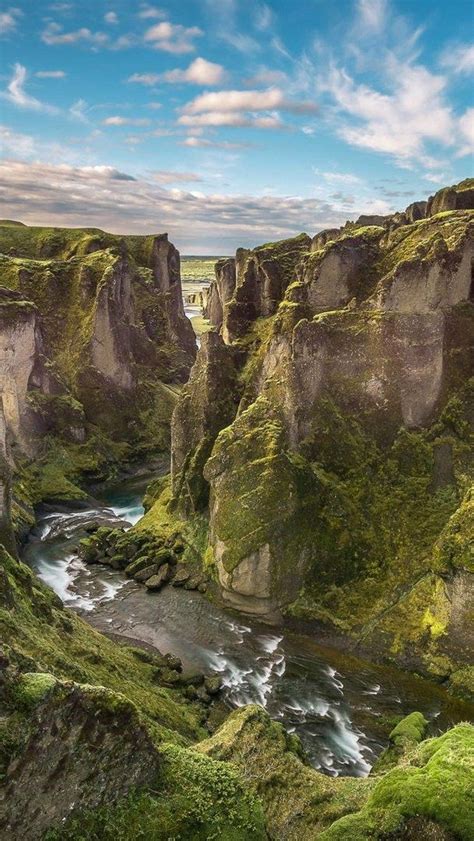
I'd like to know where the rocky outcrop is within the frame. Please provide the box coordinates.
[297,227,383,311]
[0,223,196,502]
[0,678,161,841]
[223,234,311,342]
[427,178,474,216]
[170,184,474,693]
[203,257,236,329]
[0,288,55,454]
[0,404,15,555]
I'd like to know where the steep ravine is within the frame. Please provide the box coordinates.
[1,195,473,840]
[169,179,474,699]
[22,476,473,779]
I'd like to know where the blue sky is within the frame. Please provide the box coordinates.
[0,0,472,253]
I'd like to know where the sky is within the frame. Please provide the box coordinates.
[0,0,473,253]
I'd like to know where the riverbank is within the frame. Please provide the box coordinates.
[22,472,474,779]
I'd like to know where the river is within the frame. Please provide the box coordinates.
[22,474,473,780]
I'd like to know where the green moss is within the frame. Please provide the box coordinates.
[320,724,474,840]
[0,545,205,744]
[198,705,372,840]
[45,743,266,841]
[389,711,429,746]
[372,712,429,774]
[376,210,473,277]
[13,671,57,710]
[431,487,474,573]
[204,397,311,575]
[191,314,212,336]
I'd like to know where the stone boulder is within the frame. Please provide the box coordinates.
[145,562,172,590]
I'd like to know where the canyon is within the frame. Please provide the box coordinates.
[0,179,473,840]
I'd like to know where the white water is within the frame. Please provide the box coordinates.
[22,480,465,778]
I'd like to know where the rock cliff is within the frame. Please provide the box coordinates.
[0,223,196,507]
[170,180,474,695]
[0,191,473,839]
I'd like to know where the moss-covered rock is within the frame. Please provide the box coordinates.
[169,183,474,690]
[319,723,474,840]
[0,222,196,513]
[197,704,373,839]
[372,712,428,773]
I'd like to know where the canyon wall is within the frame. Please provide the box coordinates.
[0,222,196,506]
[170,180,474,693]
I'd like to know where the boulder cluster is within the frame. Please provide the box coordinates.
[79,526,210,594]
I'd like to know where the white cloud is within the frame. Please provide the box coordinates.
[0,157,361,251]
[103,115,152,126]
[179,87,317,131]
[104,11,118,25]
[128,58,225,87]
[0,125,35,157]
[204,0,259,54]
[182,87,318,114]
[181,136,250,149]
[423,171,450,185]
[458,108,474,157]
[138,5,166,19]
[161,57,226,85]
[1,63,58,114]
[42,22,109,46]
[0,124,89,164]
[128,73,160,85]
[78,165,136,180]
[441,43,474,75]
[356,0,387,33]
[0,7,22,35]
[313,169,363,185]
[184,88,318,114]
[69,98,89,122]
[179,111,284,128]
[323,60,454,166]
[144,21,203,54]
[36,70,66,78]
[254,4,273,31]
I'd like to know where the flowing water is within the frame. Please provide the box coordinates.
[23,476,473,779]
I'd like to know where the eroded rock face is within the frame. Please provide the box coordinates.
[0,681,161,841]
[427,179,474,216]
[0,403,15,554]
[171,330,240,516]
[297,229,383,311]
[171,185,474,687]
[0,290,42,451]
[91,257,135,390]
[223,234,311,342]
[0,225,196,464]
[376,232,473,313]
[204,257,236,330]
